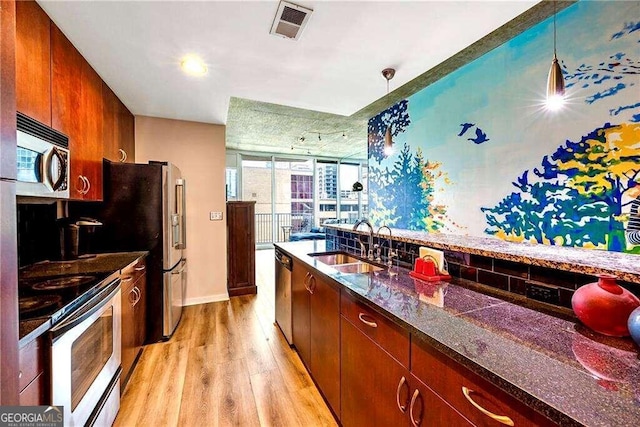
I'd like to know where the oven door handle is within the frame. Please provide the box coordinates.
[50,278,121,340]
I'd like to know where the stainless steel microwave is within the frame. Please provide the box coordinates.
[16,112,70,198]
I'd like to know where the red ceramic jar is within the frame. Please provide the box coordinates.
[571,274,640,337]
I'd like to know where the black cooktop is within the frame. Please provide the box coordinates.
[18,262,114,325]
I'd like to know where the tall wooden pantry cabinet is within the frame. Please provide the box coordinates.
[226,201,257,296]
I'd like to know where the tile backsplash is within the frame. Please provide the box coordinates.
[325,228,640,310]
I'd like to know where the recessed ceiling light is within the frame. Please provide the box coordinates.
[180,56,207,76]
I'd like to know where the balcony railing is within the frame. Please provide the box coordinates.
[255,210,368,244]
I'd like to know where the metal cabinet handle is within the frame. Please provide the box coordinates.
[83,176,91,195]
[358,313,378,328]
[133,286,142,306]
[308,275,315,295]
[396,376,408,413]
[129,287,137,305]
[122,277,133,282]
[462,386,514,426]
[409,389,421,426]
[76,175,86,194]
[18,371,22,379]
[303,272,311,291]
[134,265,146,271]
[118,148,127,162]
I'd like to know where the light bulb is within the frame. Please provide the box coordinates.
[180,56,207,76]
[546,94,565,111]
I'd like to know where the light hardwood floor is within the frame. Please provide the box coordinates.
[114,249,337,427]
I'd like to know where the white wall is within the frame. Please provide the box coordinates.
[135,115,228,304]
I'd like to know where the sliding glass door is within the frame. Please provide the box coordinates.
[229,152,367,246]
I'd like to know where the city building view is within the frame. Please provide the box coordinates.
[226,156,367,244]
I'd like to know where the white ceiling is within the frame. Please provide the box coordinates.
[38,0,539,126]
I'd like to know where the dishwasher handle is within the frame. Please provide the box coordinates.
[275,249,293,271]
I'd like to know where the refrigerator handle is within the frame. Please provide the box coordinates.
[176,179,186,249]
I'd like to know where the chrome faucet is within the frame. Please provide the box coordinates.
[377,225,396,268]
[353,219,374,260]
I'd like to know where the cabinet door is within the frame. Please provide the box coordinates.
[52,24,103,201]
[101,82,119,162]
[51,23,83,197]
[291,262,311,367]
[226,202,256,295]
[408,373,472,427]
[121,280,137,385]
[341,316,408,427]
[79,58,103,200]
[118,99,135,162]
[309,274,340,417]
[16,0,51,125]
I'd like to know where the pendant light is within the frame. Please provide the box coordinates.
[546,1,565,110]
[382,68,396,156]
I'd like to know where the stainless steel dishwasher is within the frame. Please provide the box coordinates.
[275,248,293,345]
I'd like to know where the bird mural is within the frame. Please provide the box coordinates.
[468,127,490,144]
[458,122,475,136]
[458,122,490,144]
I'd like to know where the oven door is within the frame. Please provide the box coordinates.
[50,279,121,426]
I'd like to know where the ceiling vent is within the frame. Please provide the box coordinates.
[270,1,313,41]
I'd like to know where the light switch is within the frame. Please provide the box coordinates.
[210,211,223,221]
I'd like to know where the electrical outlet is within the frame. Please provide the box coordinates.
[210,211,223,221]
[526,281,560,304]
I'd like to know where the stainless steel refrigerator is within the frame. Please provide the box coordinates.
[72,160,187,341]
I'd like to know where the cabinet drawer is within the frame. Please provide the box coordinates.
[121,257,147,287]
[411,338,553,427]
[19,372,46,406]
[19,336,45,392]
[341,291,410,368]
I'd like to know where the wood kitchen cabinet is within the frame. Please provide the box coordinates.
[411,337,551,427]
[341,299,471,427]
[226,201,256,296]
[16,0,51,126]
[341,316,408,427]
[18,336,47,405]
[120,257,147,389]
[51,23,103,201]
[102,83,135,163]
[291,261,341,417]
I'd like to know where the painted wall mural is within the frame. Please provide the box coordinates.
[368,1,640,253]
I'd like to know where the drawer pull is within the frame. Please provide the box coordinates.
[19,370,22,379]
[308,276,315,295]
[122,277,133,282]
[462,386,514,426]
[358,313,378,328]
[409,388,421,426]
[396,376,408,413]
[134,265,146,271]
[303,272,311,292]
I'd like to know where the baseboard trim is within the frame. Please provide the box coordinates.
[184,293,229,306]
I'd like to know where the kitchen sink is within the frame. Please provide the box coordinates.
[331,262,383,274]
[309,252,361,265]
[309,251,384,274]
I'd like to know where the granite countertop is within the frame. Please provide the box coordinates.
[276,240,640,427]
[325,224,640,284]
[19,251,147,346]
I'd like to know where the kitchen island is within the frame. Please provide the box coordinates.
[276,240,639,427]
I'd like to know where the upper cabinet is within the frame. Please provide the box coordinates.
[51,23,102,201]
[102,83,135,163]
[15,0,51,126]
[16,0,135,200]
